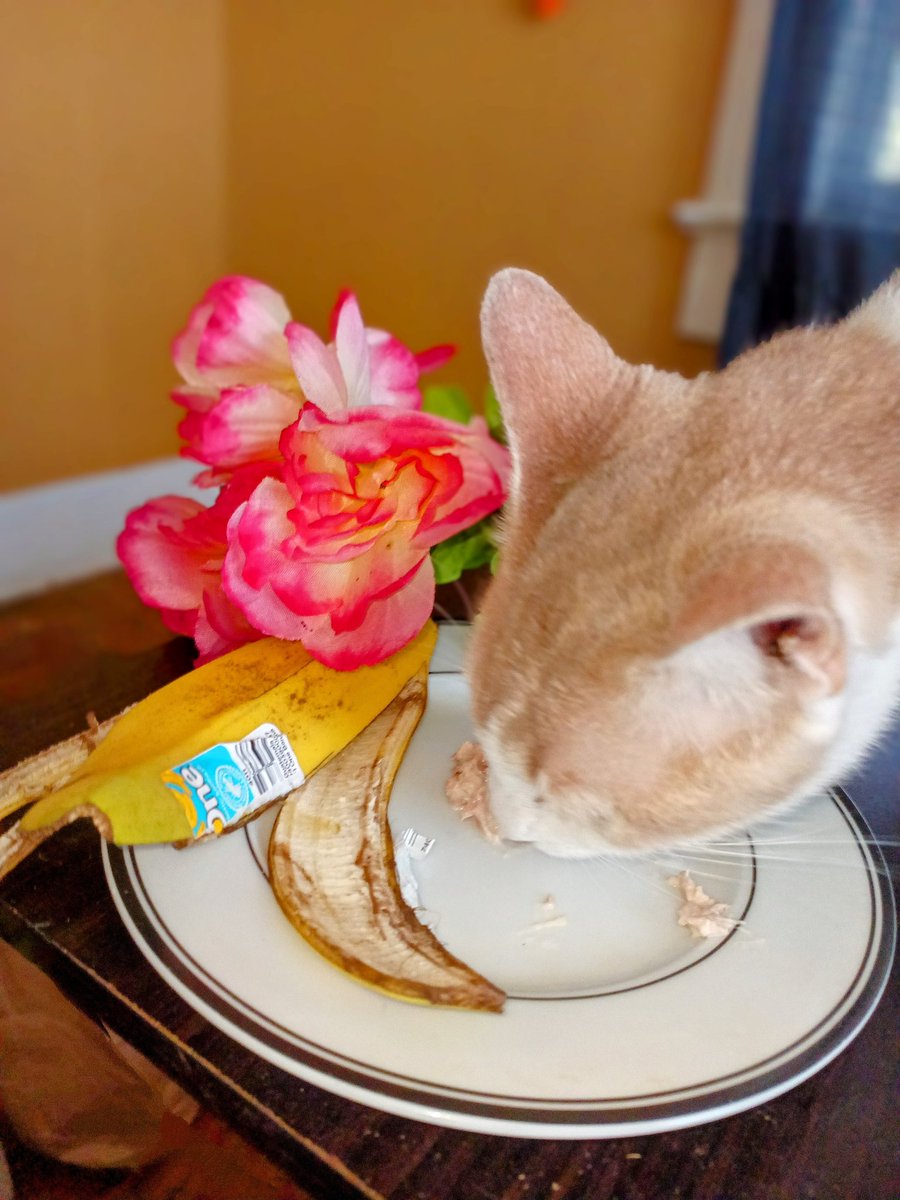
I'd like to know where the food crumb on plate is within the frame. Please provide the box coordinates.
[516,914,568,936]
[516,894,568,939]
[669,870,737,938]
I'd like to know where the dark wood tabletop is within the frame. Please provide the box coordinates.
[0,571,896,1200]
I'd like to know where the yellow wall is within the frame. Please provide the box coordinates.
[2,0,732,492]
[225,1,732,403]
[0,0,227,491]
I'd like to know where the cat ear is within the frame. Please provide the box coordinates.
[673,543,846,696]
[846,269,900,344]
[480,269,627,497]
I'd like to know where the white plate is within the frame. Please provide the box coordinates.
[103,626,895,1138]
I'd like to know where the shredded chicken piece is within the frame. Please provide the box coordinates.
[445,742,501,843]
[516,914,568,937]
[668,870,737,938]
[516,894,568,939]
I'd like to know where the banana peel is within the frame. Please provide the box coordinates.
[269,668,506,1012]
[0,711,117,824]
[0,623,437,882]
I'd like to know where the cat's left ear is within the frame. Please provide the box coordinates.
[480,269,634,503]
[673,542,846,696]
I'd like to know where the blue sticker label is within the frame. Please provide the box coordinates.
[163,723,305,838]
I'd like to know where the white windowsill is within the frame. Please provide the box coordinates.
[673,0,775,344]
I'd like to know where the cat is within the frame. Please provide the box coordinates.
[467,268,900,858]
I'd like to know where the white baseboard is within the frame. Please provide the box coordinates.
[0,457,207,603]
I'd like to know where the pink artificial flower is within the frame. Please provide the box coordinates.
[286,289,455,414]
[119,275,500,671]
[171,276,298,485]
[176,383,299,486]
[172,276,296,394]
[172,280,455,482]
[117,463,277,665]
[222,406,510,669]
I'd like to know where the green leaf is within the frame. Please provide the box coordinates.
[430,518,496,585]
[421,384,473,425]
[483,383,507,444]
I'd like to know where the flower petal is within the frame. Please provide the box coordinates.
[286,404,457,465]
[414,418,510,546]
[180,384,299,471]
[157,607,198,638]
[366,330,421,409]
[173,276,294,390]
[285,323,347,413]
[225,476,425,620]
[190,466,232,489]
[327,287,353,340]
[117,462,288,664]
[193,587,263,666]
[299,556,436,669]
[415,343,457,373]
[116,495,212,614]
[195,277,294,384]
[221,493,309,638]
[171,387,217,414]
[226,522,435,671]
[172,300,214,388]
[332,292,371,409]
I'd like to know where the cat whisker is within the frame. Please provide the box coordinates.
[451,579,476,624]
[656,863,745,887]
[432,602,466,626]
[605,854,680,900]
[700,837,896,856]
[432,581,476,626]
[580,852,679,901]
[680,844,897,879]
[709,834,899,848]
[602,850,750,894]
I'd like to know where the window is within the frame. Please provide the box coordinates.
[673,0,775,343]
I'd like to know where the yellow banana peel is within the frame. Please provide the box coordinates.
[0,623,437,878]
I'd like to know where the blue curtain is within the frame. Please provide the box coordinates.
[720,0,900,364]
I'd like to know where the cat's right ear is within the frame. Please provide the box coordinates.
[480,269,627,500]
[846,268,900,342]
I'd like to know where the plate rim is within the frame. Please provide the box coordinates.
[103,782,897,1118]
[101,633,896,1137]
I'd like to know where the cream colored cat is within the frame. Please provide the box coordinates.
[468,268,900,857]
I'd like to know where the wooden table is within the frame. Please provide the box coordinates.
[1,572,896,1200]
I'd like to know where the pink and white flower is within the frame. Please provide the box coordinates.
[173,280,455,482]
[172,276,296,395]
[286,289,455,414]
[222,405,509,669]
[116,463,276,664]
[119,274,506,670]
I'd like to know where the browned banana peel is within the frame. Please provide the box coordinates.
[0,712,122,878]
[0,712,119,821]
[269,669,506,1012]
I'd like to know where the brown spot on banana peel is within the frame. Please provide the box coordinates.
[269,670,506,1012]
[0,712,124,823]
[0,804,114,884]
